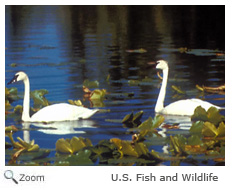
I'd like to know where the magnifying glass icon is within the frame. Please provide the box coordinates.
[4,170,18,184]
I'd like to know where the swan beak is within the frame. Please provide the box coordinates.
[7,74,19,85]
[147,61,157,69]
[147,61,156,66]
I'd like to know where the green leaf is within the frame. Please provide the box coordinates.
[217,122,225,137]
[128,80,140,86]
[70,137,87,153]
[133,111,144,123]
[83,79,99,88]
[171,85,186,94]
[191,106,208,122]
[66,150,94,166]
[202,122,218,137]
[152,114,165,128]
[133,142,149,157]
[56,138,73,154]
[138,117,153,130]
[207,107,224,126]
[121,141,138,157]
[31,89,50,108]
[122,112,134,124]
[170,135,187,155]
[187,135,203,146]
[27,144,40,152]
[90,89,106,100]
[190,121,204,134]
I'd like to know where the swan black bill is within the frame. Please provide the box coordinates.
[7,74,19,85]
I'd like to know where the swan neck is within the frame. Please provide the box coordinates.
[22,76,31,121]
[155,68,169,112]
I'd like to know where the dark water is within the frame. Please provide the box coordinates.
[5,5,225,165]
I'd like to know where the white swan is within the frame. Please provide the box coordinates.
[152,60,223,116]
[8,71,99,122]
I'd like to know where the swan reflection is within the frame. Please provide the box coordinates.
[22,120,97,143]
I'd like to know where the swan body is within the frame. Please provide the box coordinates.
[8,71,98,122]
[153,60,223,116]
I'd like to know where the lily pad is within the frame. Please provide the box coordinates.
[68,99,83,106]
[190,121,204,134]
[191,106,208,122]
[83,79,99,88]
[122,112,134,124]
[56,137,92,154]
[202,121,225,138]
[132,111,144,124]
[90,89,107,100]
[169,134,187,155]
[66,149,94,166]
[172,85,186,94]
[31,89,50,108]
[138,117,153,130]
[187,135,204,146]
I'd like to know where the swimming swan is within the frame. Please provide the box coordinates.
[8,71,99,122]
[151,60,223,116]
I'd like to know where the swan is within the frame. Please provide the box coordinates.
[7,71,99,122]
[151,60,224,116]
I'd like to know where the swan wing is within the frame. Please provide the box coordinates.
[30,103,98,122]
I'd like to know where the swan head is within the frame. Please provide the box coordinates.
[8,71,28,85]
[156,60,169,70]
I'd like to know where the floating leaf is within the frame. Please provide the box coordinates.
[191,106,209,122]
[27,144,40,152]
[5,100,13,111]
[121,141,138,157]
[83,86,92,94]
[106,74,110,83]
[178,47,188,53]
[128,80,140,86]
[126,48,147,53]
[169,135,187,155]
[196,84,204,92]
[187,135,203,146]
[191,106,224,128]
[152,114,165,128]
[90,89,107,100]
[70,137,87,153]
[122,112,134,124]
[172,85,186,94]
[10,63,18,67]
[184,144,206,154]
[66,150,94,166]
[132,111,144,124]
[207,107,224,126]
[68,99,83,106]
[83,79,99,88]
[128,77,153,86]
[202,122,218,137]
[138,117,153,130]
[196,84,225,93]
[190,121,204,134]
[217,122,225,137]
[140,77,154,85]
[5,87,18,102]
[56,137,92,154]
[31,89,50,108]
[56,138,73,154]
[133,142,149,157]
